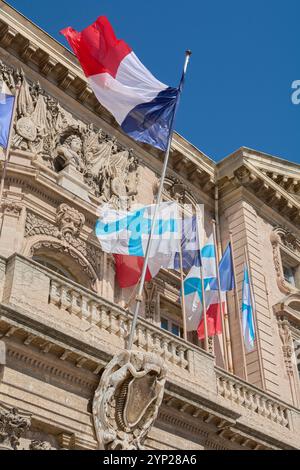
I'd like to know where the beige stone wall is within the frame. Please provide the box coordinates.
[0,0,299,451]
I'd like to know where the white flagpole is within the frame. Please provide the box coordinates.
[244,246,266,389]
[195,207,208,352]
[0,85,20,209]
[127,50,192,350]
[212,220,229,370]
[178,234,188,342]
[229,231,248,381]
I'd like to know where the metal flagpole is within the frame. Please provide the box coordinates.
[0,85,20,210]
[178,235,188,342]
[195,208,208,352]
[212,220,229,370]
[244,246,266,390]
[214,187,233,372]
[127,51,192,350]
[229,231,248,381]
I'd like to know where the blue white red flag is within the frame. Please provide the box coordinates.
[0,81,15,149]
[61,17,179,151]
[242,265,256,352]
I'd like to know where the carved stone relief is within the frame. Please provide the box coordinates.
[29,440,52,450]
[92,350,167,450]
[144,281,159,323]
[0,404,31,450]
[270,227,300,295]
[0,61,140,210]
[278,319,294,376]
[24,204,101,286]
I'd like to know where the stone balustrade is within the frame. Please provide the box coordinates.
[49,278,189,371]
[216,368,291,429]
[1,254,298,439]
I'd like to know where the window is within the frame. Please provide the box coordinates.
[294,339,300,380]
[283,266,296,286]
[281,250,300,289]
[33,256,76,282]
[160,316,183,338]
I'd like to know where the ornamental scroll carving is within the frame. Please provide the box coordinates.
[270,227,300,295]
[24,204,101,286]
[0,61,140,210]
[0,405,31,450]
[92,351,167,450]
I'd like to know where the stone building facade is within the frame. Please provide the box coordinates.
[0,1,299,450]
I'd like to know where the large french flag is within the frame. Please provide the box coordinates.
[61,17,179,151]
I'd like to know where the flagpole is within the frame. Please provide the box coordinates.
[214,187,234,373]
[244,246,266,390]
[0,85,20,210]
[178,234,188,342]
[126,51,192,351]
[212,220,228,370]
[229,231,248,381]
[195,208,209,352]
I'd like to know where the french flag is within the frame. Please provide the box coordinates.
[61,17,179,151]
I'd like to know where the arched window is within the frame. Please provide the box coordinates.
[33,256,76,282]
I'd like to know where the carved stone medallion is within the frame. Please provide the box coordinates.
[16,116,37,141]
[92,350,167,450]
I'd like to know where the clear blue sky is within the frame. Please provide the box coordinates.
[6,0,300,163]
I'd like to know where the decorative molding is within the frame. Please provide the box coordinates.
[234,165,300,226]
[270,227,300,295]
[1,199,23,218]
[0,61,140,209]
[144,281,159,323]
[278,319,294,377]
[93,351,167,450]
[24,205,102,287]
[29,440,52,450]
[0,404,31,450]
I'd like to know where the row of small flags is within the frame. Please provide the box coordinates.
[95,202,255,351]
[0,15,255,352]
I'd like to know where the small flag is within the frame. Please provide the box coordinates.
[183,260,202,332]
[0,81,15,149]
[183,236,236,338]
[184,234,216,333]
[61,16,179,151]
[209,242,235,291]
[242,265,256,352]
[95,202,180,286]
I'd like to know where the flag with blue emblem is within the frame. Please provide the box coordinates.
[183,234,215,332]
[0,81,15,149]
[184,238,235,337]
[96,202,180,285]
[242,264,255,352]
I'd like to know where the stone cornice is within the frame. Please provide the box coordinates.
[219,157,300,227]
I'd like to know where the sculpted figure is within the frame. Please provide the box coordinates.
[56,203,85,238]
[56,134,84,170]
[126,155,139,198]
